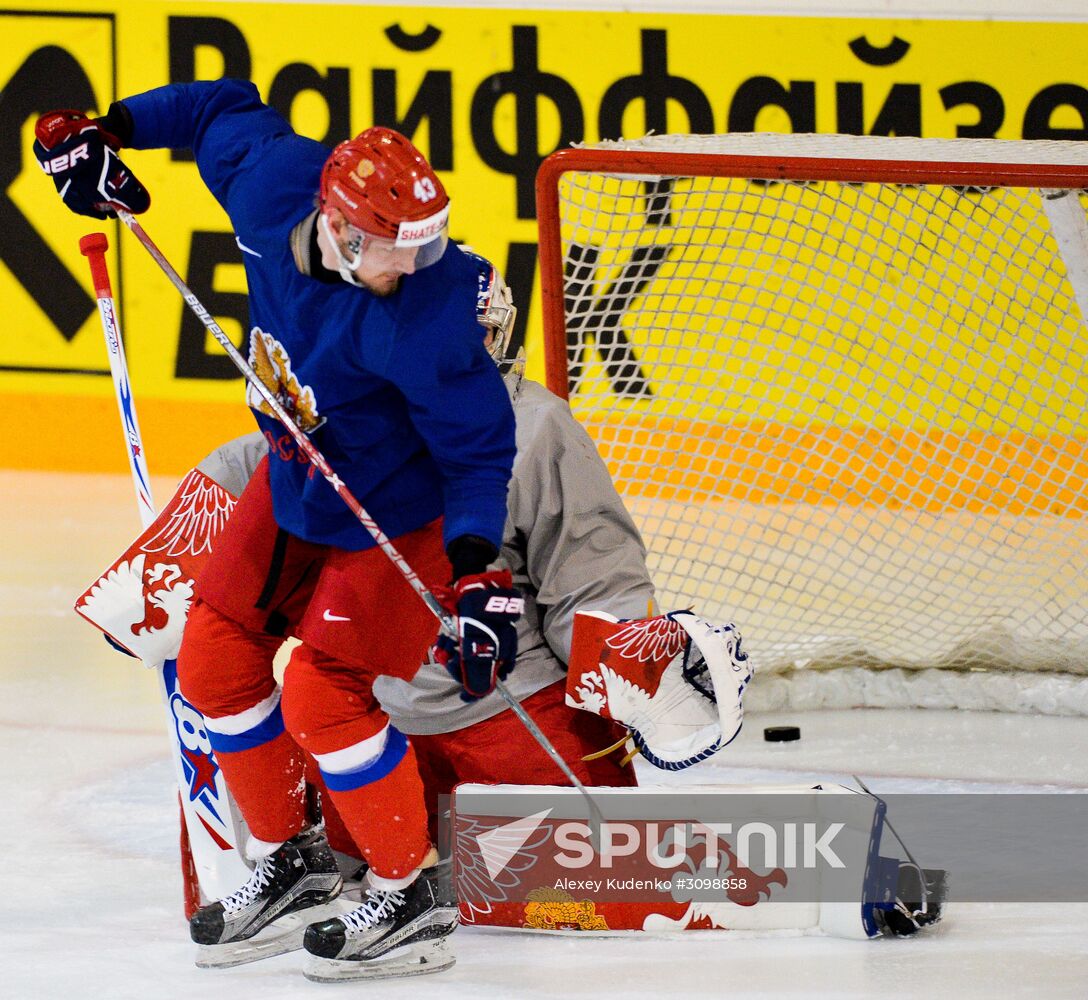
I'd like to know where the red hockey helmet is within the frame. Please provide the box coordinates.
[318,127,449,271]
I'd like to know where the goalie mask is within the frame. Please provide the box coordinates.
[567,610,752,770]
[458,246,517,363]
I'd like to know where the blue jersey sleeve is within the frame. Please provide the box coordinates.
[122,80,324,240]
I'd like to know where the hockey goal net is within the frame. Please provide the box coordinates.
[537,133,1088,715]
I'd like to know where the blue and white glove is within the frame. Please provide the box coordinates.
[33,108,149,219]
[433,570,522,701]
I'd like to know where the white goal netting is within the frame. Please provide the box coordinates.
[538,133,1088,715]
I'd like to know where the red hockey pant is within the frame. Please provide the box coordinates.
[319,679,638,855]
[177,459,450,879]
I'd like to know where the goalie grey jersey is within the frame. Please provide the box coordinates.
[379,374,656,734]
[197,374,656,735]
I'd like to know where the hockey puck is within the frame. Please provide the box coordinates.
[764,725,801,742]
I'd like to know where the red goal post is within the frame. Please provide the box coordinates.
[536,133,1088,715]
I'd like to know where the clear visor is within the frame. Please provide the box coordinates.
[343,223,449,272]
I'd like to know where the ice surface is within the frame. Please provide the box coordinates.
[4,470,1086,999]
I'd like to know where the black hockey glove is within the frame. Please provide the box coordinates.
[433,569,522,701]
[33,108,149,219]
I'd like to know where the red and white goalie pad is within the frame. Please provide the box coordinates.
[452,782,916,939]
[567,610,752,770]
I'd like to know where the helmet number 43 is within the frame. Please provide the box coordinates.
[413,177,437,202]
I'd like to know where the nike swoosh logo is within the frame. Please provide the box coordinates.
[323,610,351,622]
[235,235,263,258]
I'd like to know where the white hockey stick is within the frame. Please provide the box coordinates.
[117,211,605,845]
[80,233,156,529]
[79,232,251,910]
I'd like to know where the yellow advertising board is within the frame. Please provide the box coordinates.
[3,1,1086,473]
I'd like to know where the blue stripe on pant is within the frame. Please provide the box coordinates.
[320,727,410,792]
[207,702,286,754]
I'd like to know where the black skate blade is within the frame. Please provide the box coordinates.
[195,901,349,969]
[303,938,455,983]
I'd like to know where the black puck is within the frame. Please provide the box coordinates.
[764,725,801,742]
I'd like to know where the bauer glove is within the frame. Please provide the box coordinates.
[433,569,522,701]
[33,109,149,219]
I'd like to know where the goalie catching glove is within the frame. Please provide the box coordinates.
[567,609,752,770]
[34,108,149,219]
[433,569,522,701]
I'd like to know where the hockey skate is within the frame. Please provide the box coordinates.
[190,825,344,968]
[302,857,458,982]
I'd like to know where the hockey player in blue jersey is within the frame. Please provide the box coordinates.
[36,81,522,980]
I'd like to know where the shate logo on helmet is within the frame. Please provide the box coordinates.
[396,205,450,247]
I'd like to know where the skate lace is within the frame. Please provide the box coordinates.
[222,855,275,916]
[340,888,406,934]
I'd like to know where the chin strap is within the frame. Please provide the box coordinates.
[318,211,363,287]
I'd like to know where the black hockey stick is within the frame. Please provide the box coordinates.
[118,210,606,847]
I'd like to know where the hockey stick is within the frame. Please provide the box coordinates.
[80,233,156,528]
[79,232,251,911]
[117,211,606,847]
